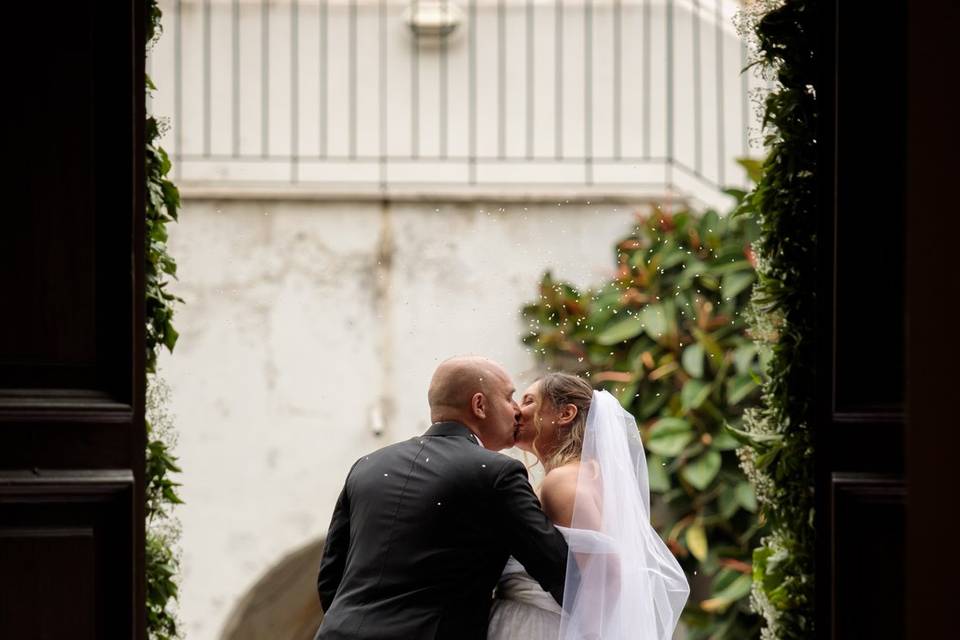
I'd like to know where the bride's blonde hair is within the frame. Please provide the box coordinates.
[534,373,594,472]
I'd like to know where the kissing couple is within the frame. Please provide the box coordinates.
[315,355,690,640]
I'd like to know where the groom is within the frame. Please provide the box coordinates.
[314,356,568,639]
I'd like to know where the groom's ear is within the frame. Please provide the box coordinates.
[471,392,486,419]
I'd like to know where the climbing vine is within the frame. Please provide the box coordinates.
[145,1,184,638]
[732,1,817,638]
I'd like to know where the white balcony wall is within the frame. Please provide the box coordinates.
[149,0,765,209]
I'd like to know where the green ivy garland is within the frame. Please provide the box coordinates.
[146,1,184,638]
[731,1,816,638]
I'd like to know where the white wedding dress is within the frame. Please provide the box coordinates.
[488,390,689,640]
[488,555,563,640]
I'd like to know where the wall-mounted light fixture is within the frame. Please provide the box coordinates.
[403,1,463,39]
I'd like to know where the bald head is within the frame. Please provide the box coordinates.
[428,355,519,450]
[428,356,507,421]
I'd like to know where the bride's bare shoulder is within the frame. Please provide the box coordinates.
[540,463,580,527]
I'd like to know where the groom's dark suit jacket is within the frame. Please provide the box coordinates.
[314,421,568,640]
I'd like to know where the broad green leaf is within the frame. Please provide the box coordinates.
[646,417,694,457]
[596,316,645,345]
[737,157,764,183]
[681,450,722,490]
[701,574,752,613]
[719,486,739,518]
[686,523,709,562]
[732,344,759,374]
[735,481,758,513]
[727,374,759,405]
[681,379,711,412]
[712,567,744,593]
[681,343,705,378]
[725,422,783,447]
[647,454,670,493]
[722,271,755,299]
[639,304,667,338]
[710,428,741,451]
[710,259,753,276]
[692,328,725,364]
[700,210,720,238]
[617,382,639,406]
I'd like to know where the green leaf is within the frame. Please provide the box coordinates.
[646,417,694,457]
[722,270,755,299]
[732,343,759,374]
[681,343,705,378]
[639,304,668,339]
[681,379,711,412]
[681,450,722,490]
[596,316,645,345]
[702,574,752,613]
[724,422,783,447]
[737,157,765,183]
[711,428,741,451]
[686,523,709,562]
[647,454,671,493]
[719,486,740,518]
[727,374,759,405]
[735,481,758,513]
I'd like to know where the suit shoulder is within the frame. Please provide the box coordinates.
[482,452,530,481]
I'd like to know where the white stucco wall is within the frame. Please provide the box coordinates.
[163,195,654,638]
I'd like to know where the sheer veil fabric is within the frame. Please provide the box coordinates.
[557,390,690,640]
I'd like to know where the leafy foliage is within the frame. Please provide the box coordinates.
[521,197,764,639]
[146,1,184,638]
[733,1,817,638]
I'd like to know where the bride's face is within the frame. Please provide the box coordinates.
[515,380,562,460]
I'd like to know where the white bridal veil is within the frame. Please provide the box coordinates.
[557,390,690,640]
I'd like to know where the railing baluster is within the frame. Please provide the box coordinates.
[349,0,357,159]
[291,0,299,182]
[174,0,182,177]
[261,0,269,158]
[203,0,211,157]
[468,0,476,184]
[585,0,593,184]
[666,0,675,187]
[555,0,564,160]
[411,0,420,159]
[693,0,702,176]
[440,0,449,159]
[526,0,534,159]
[643,0,651,159]
[232,0,240,157]
[380,0,387,187]
[498,0,506,160]
[715,0,726,185]
[320,0,328,158]
[614,0,622,161]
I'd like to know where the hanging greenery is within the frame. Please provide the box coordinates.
[520,193,764,639]
[730,1,817,638]
[146,1,184,638]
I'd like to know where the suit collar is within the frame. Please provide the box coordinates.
[425,421,482,446]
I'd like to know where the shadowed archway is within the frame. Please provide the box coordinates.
[220,538,325,640]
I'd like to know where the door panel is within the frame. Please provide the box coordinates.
[0,2,145,638]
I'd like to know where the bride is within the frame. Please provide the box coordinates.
[488,373,690,640]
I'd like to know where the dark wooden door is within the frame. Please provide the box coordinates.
[0,3,146,639]
[818,1,960,638]
[816,1,907,638]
